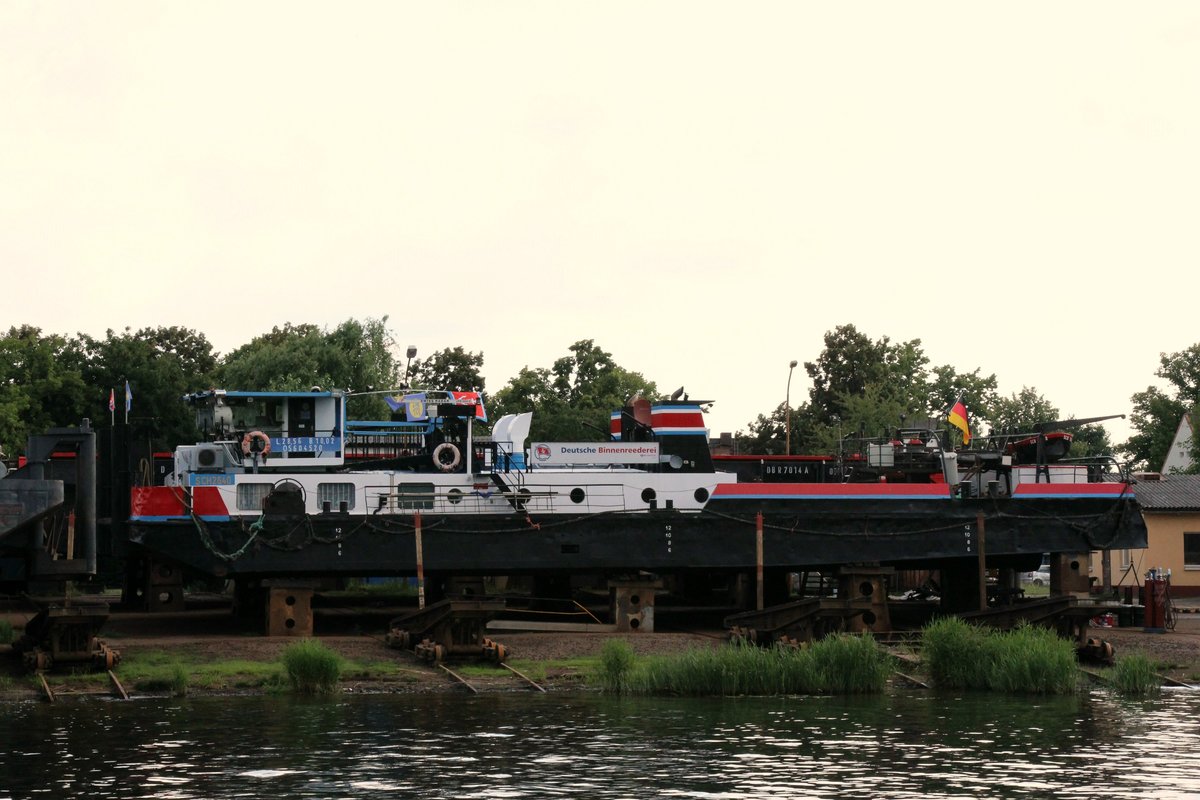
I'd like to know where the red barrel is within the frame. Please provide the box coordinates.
[1143,578,1167,630]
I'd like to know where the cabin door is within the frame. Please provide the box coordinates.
[288,397,316,437]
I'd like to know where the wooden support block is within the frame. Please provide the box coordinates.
[265,586,314,637]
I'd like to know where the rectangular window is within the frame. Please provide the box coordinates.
[318,482,356,511]
[1121,549,1132,570]
[1185,532,1200,570]
[237,483,273,511]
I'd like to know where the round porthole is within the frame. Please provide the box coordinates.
[641,488,657,504]
[570,488,586,504]
[694,487,709,503]
[448,488,463,505]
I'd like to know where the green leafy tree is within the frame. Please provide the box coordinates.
[773,324,998,454]
[409,347,485,393]
[491,340,658,442]
[0,326,89,457]
[738,400,822,455]
[217,318,401,420]
[1124,344,1200,471]
[1069,424,1114,460]
[925,365,1000,430]
[803,324,921,427]
[77,326,218,449]
[987,387,1059,436]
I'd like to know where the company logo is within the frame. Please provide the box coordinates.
[534,444,552,461]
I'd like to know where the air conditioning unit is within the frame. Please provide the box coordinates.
[176,444,231,474]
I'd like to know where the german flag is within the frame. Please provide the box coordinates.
[948,399,970,445]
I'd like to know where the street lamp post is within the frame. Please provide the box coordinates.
[405,345,418,386]
[786,359,798,455]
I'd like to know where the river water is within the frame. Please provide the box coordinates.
[2,689,1198,799]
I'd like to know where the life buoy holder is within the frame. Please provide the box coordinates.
[432,442,461,472]
[242,430,272,459]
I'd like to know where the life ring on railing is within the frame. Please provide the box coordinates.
[432,442,461,472]
[242,430,272,459]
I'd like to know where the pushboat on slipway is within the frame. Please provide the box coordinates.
[125,388,1146,603]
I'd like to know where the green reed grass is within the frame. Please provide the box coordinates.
[1111,653,1160,697]
[281,639,344,694]
[602,634,887,697]
[0,619,13,645]
[599,639,637,693]
[921,617,991,689]
[987,623,1077,694]
[133,661,190,696]
[921,618,1077,694]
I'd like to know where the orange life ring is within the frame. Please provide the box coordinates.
[242,430,272,459]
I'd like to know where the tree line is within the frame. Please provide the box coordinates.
[1,319,1195,472]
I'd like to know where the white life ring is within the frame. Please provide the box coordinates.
[432,442,461,472]
[242,430,272,459]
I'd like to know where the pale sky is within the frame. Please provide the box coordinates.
[3,3,1197,444]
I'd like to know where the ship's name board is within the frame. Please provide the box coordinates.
[531,442,660,465]
[269,436,341,455]
[189,473,235,486]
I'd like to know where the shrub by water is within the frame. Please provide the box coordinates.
[281,639,343,694]
[922,618,1077,694]
[1111,653,1160,697]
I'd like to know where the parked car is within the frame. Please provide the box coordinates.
[1022,565,1051,586]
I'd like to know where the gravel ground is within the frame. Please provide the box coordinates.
[4,602,1198,698]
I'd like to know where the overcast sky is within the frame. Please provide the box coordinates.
[3,3,1197,443]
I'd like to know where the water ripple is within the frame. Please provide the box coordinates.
[3,689,1200,798]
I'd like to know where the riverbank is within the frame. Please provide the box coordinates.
[3,604,1199,701]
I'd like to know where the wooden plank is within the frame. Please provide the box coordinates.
[487,620,619,634]
[1156,672,1197,689]
[892,670,929,689]
[108,670,130,700]
[38,673,55,703]
[501,662,546,693]
[885,649,922,667]
[438,664,478,694]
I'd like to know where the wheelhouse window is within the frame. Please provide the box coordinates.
[1185,532,1200,570]
[227,397,285,435]
[318,482,356,511]
[237,483,273,511]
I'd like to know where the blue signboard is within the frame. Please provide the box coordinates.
[269,436,342,456]
[189,473,235,486]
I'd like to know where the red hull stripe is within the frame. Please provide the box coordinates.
[1012,483,1132,498]
[712,483,952,500]
[651,408,706,429]
[130,486,230,518]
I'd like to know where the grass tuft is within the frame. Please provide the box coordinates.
[599,639,637,693]
[1111,653,1160,697]
[600,634,887,697]
[921,618,1077,694]
[281,639,343,694]
[0,619,13,645]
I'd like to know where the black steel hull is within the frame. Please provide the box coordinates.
[125,495,1147,578]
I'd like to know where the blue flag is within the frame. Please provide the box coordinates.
[125,380,132,413]
[403,393,427,421]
